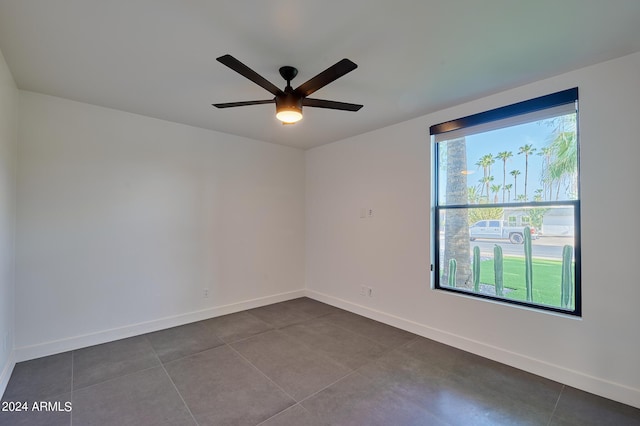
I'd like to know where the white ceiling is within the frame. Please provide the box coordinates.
[1,1,639,149]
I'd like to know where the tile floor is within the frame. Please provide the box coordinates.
[1,297,639,425]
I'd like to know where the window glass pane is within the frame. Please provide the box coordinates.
[432,89,580,315]
[437,113,577,206]
[438,205,577,311]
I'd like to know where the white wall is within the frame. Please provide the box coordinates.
[306,52,640,408]
[0,49,17,394]
[15,92,305,357]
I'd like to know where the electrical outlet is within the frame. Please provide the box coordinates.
[360,285,367,296]
[203,288,209,298]
[368,208,374,217]
[367,287,373,297]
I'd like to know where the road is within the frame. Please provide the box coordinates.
[441,236,574,260]
[471,237,573,260]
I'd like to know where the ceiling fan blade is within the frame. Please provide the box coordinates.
[302,98,363,111]
[212,99,275,108]
[295,59,358,97]
[217,54,283,96]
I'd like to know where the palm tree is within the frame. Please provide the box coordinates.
[479,176,494,203]
[538,146,553,201]
[490,184,501,203]
[443,138,471,288]
[496,151,513,202]
[546,116,578,200]
[518,144,536,201]
[486,154,495,177]
[467,186,480,204]
[534,188,544,202]
[475,154,494,198]
[504,183,513,202]
[510,169,521,200]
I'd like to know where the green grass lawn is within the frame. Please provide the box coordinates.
[479,256,575,309]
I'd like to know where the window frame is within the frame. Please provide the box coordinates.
[430,88,582,316]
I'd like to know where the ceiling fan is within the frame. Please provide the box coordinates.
[213,54,363,124]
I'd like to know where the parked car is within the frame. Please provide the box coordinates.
[469,220,538,244]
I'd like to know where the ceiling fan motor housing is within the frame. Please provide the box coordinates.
[276,88,302,110]
[275,90,303,123]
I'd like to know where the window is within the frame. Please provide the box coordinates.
[431,88,581,315]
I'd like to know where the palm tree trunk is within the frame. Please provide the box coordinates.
[524,156,528,201]
[502,162,506,202]
[442,138,471,289]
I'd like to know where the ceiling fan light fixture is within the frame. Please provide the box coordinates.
[276,106,303,123]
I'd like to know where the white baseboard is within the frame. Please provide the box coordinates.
[14,289,305,363]
[305,289,640,410]
[0,350,16,399]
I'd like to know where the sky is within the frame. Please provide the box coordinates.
[466,120,548,195]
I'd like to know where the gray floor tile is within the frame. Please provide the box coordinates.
[164,345,295,426]
[550,386,640,426]
[404,338,560,400]
[463,357,562,412]
[321,310,417,348]
[400,335,487,374]
[204,311,274,343]
[232,330,351,401]
[393,337,560,425]
[0,393,71,426]
[259,403,328,426]
[358,349,513,425]
[246,300,318,328]
[2,352,72,401]
[302,371,446,426]
[72,366,195,426]
[427,369,552,425]
[279,319,389,369]
[357,347,455,403]
[282,297,345,318]
[147,320,224,363]
[73,335,159,390]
